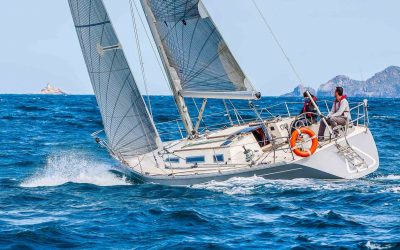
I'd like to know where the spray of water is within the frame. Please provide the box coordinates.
[21,152,131,188]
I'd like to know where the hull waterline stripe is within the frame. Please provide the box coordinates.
[259,167,303,177]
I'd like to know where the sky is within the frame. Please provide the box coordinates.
[0,0,399,95]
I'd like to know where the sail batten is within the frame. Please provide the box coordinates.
[69,0,161,158]
[142,0,260,100]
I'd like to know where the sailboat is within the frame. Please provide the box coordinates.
[68,0,379,185]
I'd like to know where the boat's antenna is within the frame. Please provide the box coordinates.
[129,0,153,118]
[251,0,304,85]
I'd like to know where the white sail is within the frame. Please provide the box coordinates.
[140,0,261,100]
[68,0,161,158]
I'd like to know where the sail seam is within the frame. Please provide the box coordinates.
[184,42,228,86]
[183,27,217,83]
[108,71,132,144]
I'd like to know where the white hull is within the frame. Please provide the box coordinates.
[118,124,379,186]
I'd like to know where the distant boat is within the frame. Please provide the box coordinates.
[68,0,379,185]
[40,83,66,95]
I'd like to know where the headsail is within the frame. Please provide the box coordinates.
[140,0,261,100]
[68,0,161,158]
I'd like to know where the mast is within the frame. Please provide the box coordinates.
[139,0,194,137]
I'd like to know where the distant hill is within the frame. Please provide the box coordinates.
[282,66,400,98]
[281,84,316,97]
[318,66,400,97]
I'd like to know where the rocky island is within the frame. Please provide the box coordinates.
[40,83,66,95]
[283,66,400,98]
[281,85,316,97]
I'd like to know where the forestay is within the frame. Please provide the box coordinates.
[68,0,161,158]
[142,0,260,100]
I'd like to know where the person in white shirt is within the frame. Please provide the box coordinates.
[318,87,351,140]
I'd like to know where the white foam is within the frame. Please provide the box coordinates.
[365,241,394,250]
[192,176,367,195]
[2,216,59,226]
[371,115,398,119]
[383,187,400,194]
[373,175,400,181]
[21,152,131,188]
[193,176,268,195]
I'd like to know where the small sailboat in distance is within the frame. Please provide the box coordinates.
[68,0,379,185]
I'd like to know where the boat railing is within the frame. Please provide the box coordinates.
[156,99,370,141]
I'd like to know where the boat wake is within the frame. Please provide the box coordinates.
[21,152,131,188]
[373,174,400,180]
[192,176,271,195]
[192,176,371,195]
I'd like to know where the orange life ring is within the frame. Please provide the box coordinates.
[290,127,318,157]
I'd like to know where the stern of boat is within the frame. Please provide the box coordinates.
[297,126,379,179]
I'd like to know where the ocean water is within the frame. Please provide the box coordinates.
[0,95,399,249]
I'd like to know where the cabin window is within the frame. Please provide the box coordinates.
[186,156,205,164]
[213,154,225,163]
[166,157,179,163]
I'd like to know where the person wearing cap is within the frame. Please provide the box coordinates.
[318,87,351,140]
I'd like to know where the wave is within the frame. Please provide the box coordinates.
[20,152,131,188]
[371,115,398,119]
[364,241,400,250]
[1,115,14,120]
[192,176,363,195]
[192,176,269,195]
[17,105,47,112]
[373,175,400,181]
[381,187,400,194]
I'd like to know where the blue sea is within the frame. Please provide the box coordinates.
[0,95,399,249]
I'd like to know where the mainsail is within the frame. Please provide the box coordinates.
[68,0,161,158]
[140,0,261,100]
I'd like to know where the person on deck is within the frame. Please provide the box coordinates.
[291,92,318,133]
[299,92,318,125]
[318,87,351,140]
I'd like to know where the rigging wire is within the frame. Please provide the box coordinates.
[129,0,153,118]
[130,0,189,136]
[130,0,170,85]
[129,0,164,166]
[251,0,304,85]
